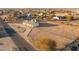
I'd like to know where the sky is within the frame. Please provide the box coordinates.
[0,0,78,8]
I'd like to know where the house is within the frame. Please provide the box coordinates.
[51,13,68,21]
[51,16,67,21]
[0,14,9,21]
[22,19,39,27]
[52,16,59,20]
[26,13,32,20]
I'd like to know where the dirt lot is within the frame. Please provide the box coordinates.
[7,22,79,50]
[28,23,79,50]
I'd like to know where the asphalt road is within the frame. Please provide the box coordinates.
[0,20,36,51]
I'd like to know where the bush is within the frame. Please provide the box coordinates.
[30,36,56,51]
[67,15,73,21]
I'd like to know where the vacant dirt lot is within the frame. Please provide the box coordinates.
[28,23,79,50]
[7,22,79,50]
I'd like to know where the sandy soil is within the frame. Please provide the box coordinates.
[7,22,79,50]
[29,24,79,49]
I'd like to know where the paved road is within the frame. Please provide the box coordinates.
[0,20,36,51]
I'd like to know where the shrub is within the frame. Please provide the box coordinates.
[30,36,56,51]
[67,15,73,21]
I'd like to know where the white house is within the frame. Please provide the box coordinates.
[52,16,59,20]
[23,19,39,27]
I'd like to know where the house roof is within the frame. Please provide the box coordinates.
[23,20,39,26]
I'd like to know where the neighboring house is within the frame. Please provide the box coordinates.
[0,14,9,21]
[22,19,39,27]
[51,13,68,21]
[26,13,32,20]
[51,16,67,21]
[17,13,32,20]
[38,13,43,16]
[0,14,17,21]
[52,16,59,20]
